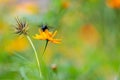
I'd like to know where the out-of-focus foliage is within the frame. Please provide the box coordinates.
[0,0,120,80]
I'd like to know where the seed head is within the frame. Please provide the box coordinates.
[14,17,29,35]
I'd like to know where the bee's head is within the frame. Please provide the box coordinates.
[41,24,48,31]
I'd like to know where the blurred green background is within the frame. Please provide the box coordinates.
[0,0,120,80]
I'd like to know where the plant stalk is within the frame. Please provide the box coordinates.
[26,35,43,79]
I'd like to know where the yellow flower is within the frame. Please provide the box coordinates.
[33,29,61,44]
[0,0,15,4]
[5,38,28,53]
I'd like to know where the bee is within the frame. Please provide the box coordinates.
[39,24,56,32]
[41,24,49,31]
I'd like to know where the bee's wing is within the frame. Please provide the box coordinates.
[47,26,55,31]
[38,24,55,30]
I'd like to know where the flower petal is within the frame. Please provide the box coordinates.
[45,29,52,36]
[51,39,61,44]
[33,34,46,40]
[52,31,57,38]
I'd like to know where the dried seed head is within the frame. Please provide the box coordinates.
[15,17,29,35]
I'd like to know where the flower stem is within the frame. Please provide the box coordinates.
[26,35,43,79]
[42,40,48,56]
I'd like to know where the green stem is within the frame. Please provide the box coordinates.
[26,35,43,79]
[42,40,48,56]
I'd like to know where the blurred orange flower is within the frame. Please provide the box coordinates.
[107,0,120,8]
[80,24,100,46]
[13,1,39,15]
[33,29,61,44]
[62,1,70,9]
[5,38,28,53]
